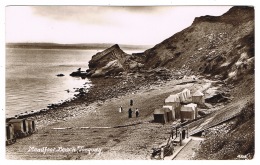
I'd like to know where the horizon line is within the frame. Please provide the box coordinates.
[5,42,153,47]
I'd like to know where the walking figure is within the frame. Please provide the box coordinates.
[130,99,133,106]
[128,108,133,118]
[119,106,123,113]
[135,108,139,117]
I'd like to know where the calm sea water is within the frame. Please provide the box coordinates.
[5,48,101,118]
[5,48,144,118]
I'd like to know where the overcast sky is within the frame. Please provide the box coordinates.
[6,6,232,45]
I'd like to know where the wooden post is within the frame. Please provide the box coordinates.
[179,132,182,146]
[176,127,178,137]
[187,127,189,138]
[171,129,174,139]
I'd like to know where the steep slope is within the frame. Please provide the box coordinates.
[140,6,254,82]
[86,6,254,81]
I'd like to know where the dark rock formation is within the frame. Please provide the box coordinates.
[85,44,144,77]
[91,60,124,77]
[89,44,127,69]
[205,93,229,104]
[70,71,88,79]
[56,74,65,77]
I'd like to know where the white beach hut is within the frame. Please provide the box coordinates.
[192,90,205,104]
[183,103,198,119]
[8,119,29,138]
[165,94,181,119]
[163,105,175,120]
[27,119,36,134]
[6,123,16,145]
[181,107,195,121]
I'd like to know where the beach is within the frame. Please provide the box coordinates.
[6,72,210,160]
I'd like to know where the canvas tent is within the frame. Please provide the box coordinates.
[8,119,29,138]
[153,109,167,124]
[178,92,186,102]
[182,89,191,100]
[165,94,180,105]
[192,90,205,104]
[178,89,191,102]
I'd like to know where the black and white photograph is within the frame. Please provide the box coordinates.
[3,1,256,161]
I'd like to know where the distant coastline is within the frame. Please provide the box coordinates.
[6,42,152,51]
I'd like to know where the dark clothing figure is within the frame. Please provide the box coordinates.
[130,99,133,106]
[128,108,133,118]
[135,108,139,117]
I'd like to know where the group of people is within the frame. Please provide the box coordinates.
[128,107,139,118]
[118,99,140,118]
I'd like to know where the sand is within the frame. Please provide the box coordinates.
[6,78,212,160]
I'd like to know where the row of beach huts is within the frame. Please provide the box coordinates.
[153,88,205,124]
[6,118,37,145]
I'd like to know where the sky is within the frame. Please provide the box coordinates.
[6,6,233,45]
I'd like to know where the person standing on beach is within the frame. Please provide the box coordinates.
[135,108,139,117]
[128,108,132,118]
[130,99,133,106]
[119,106,123,113]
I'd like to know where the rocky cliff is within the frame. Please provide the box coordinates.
[86,44,144,77]
[86,6,254,83]
[140,6,254,82]
[89,44,127,69]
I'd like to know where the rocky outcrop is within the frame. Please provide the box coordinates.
[85,44,144,77]
[70,71,88,79]
[89,44,128,69]
[91,60,124,77]
[56,74,65,77]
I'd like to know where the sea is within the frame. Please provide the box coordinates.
[5,48,100,118]
[5,47,143,118]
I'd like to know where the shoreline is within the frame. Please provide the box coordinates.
[7,70,175,128]
[7,70,249,160]
[5,80,91,124]
[7,71,207,159]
